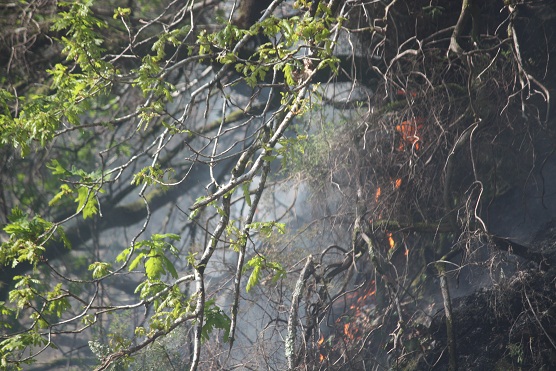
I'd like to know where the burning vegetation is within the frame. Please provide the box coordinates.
[317,282,379,366]
[282,1,556,370]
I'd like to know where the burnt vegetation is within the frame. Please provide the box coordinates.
[283,1,556,370]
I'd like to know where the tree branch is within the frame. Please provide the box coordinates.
[285,255,314,370]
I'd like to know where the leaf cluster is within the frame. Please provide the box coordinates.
[1,208,69,268]
[117,233,181,280]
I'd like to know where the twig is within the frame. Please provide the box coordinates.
[436,261,457,371]
[524,290,556,351]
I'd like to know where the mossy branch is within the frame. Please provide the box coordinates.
[285,255,314,370]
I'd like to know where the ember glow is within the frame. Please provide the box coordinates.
[317,335,325,362]
[375,187,381,202]
[318,283,378,363]
[394,178,402,188]
[344,323,354,340]
[387,232,395,249]
[396,117,424,151]
[396,89,418,98]
[338,283,377,341]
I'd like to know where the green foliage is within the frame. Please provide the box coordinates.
[134,55,174,99]
[74,186,99,219]
[47,159,107,219]
[246,221,286,238]
[147,285,190,333]
[0,89,13,117]
[116,233,180,280]
[45,283,71,319]
[226,222,247,253]
[129,25,191,129]
[51,0,110,73]
[217,10,339,88]
[131,165,175,187]
[9,275,41,315]
[197,22,246,56]
[6,277,69,331]
[201,299,230,343]
[0,0,347,367]
[88,262,112,279]
[152,26,190,61]
[0,331,47,370]
[0,0,114,156]
[0,208,69,268]
[113,7,131,19]
[0,92,59,156]
[0,302,14,329]
[133,279,167,301]
[244,255,286,293]
[48,184,73,207]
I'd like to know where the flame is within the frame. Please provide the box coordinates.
[336,282,377,344]
[404,248,409,256]
[374,187,381,202]
[394,178,402,189]
[317,335,325,362]
[396,117,424,151]
[387,232,395,249]
[344,322,351,337]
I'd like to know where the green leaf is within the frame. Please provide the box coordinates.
[245,255,265,293]
[242,183,252,207]
[113,7,131,19]
[128,253,145,272]
[283,63,295,86]
[152,233,180,241]
[115,248,131,263]
[161,255,178,279]
[267,261,287,284]
[75,187,98,219]
[246,265,261,293]
[49,184,73,206]
[46,284,71,317]
[47,160,70,176]
[88,262,111,279]
[145,256,164,280]
[244,255,286,292]
[201,300,231,343]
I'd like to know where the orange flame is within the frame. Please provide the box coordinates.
[317,335,325,361]
[394,178,402,189]
[375,187,381,202]
[344,323,354,340]
[396,117,424,151]
[336,283,377,344]
[387,232,395,249]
